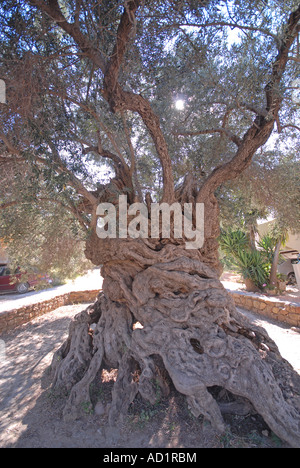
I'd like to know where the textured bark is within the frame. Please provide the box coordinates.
[49,225,300,447]
[101,0,174,203]
[27,0,300,447]
[49,176,300,448]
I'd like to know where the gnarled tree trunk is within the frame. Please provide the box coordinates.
[26,0,300,448]
[49,189,300,448]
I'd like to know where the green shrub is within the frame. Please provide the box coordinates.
[219,229,269,289]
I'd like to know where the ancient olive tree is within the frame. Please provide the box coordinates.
[0,0,300,446]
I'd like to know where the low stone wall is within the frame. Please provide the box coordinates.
[0,289,101,334]
[1,287,299,335]
[229,290,300,328]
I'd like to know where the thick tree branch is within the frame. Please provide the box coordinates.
[0,131,97,207]
[161,21,281,49]
[279,124,300,133]
[49,89,128,167]
[197,5,300,202]
[118,89,175,203]
[29,0,175,202]
[265,9,300,115]
[236,102,268,118]
[121,111,136,176]
[82,144,126,168]
[28,0,107,71]
[103,0,141,94]
[121,111,143,202]
[174,128,242,146]
[0,197,90,232]
[47,141,98,206]
[102,1,174,202]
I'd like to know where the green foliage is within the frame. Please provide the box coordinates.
[235,249,270,287]
[0,0,299,274]
[257,234,278,264]
[0,167,93,283]
[219,229,270,288]
[218,229,249,257]
[81,401,93,415]
[220,223,291,289]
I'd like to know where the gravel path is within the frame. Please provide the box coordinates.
[239,308,300,374]
[0,303,299,448]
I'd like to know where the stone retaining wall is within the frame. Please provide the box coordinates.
[0,288,299,335]
[0,290,101,334]
[230,290,300,328]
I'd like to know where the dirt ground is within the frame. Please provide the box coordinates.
[0,302,300,449]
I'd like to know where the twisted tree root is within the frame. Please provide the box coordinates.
[50,242,300,447]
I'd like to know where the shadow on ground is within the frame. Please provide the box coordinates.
[0,303,294,448]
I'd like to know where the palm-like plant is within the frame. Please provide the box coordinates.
[219,229,269,290]
[235,249,269,287]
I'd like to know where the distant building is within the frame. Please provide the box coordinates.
[257,220,300,288]
[257,220,300,259]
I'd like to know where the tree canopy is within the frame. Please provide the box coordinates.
[1,2,300,447]
[0,0,299,273]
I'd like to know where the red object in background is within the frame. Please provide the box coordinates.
[0,265,52,294]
